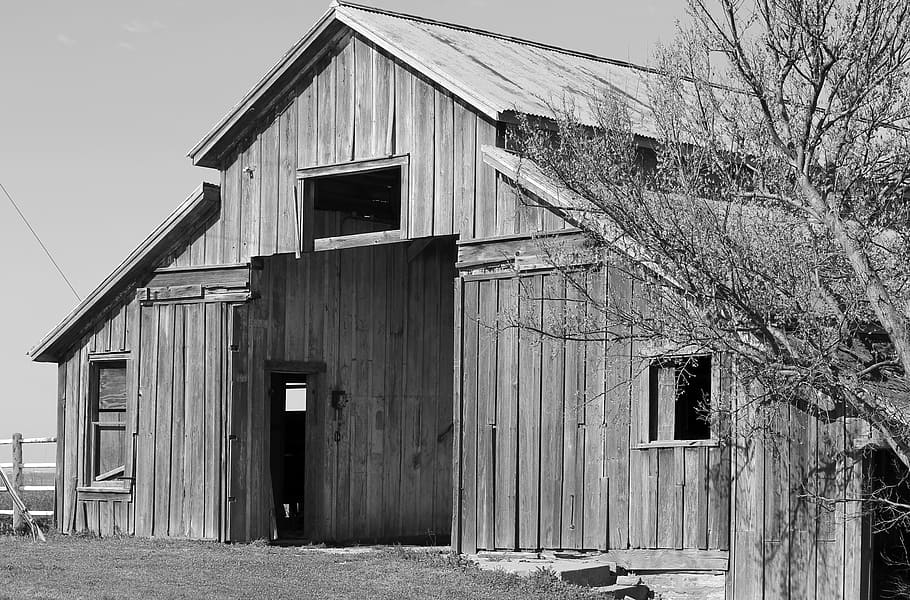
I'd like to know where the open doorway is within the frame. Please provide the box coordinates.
[269,372,308,540]
[865,447,910,598]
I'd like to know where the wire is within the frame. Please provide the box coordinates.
[0,180,81,301]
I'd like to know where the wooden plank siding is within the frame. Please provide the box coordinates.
[228,238,456,542]
[455,257,730,554]
[724,384,865,599]
[56,278,235,540]
[161,32,518,273]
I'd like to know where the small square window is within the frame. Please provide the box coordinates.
[648,355,712,441]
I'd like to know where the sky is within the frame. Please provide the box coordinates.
[0,0,688,450]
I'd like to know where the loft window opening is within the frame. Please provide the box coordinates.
[297,155,409,247]
[89,358,128,486]
[648,355,712,441]
[312,166,401,236]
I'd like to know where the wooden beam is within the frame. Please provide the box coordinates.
[264,360,327,373]
[313,229,405,252]
[30,183,220,362]
[296,153,408,179]
[188,7,342,167]
[148,263,251,288]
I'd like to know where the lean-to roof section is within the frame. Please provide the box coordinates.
[29,183,221,363]
[188,0,660,168]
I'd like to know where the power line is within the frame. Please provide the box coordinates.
[0,180,81,301]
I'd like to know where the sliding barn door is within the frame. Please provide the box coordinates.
[225,301,274,542]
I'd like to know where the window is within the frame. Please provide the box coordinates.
[648,355,712,441]
[312,166,401,237]
[297,155,409,250]
[284,381,307,412]
[90,359,128,485]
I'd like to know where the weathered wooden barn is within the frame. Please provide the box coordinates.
[30,2,903,598]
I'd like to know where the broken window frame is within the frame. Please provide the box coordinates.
[86,354,130,488]
[636,353,720,449]
[296,154,410,253]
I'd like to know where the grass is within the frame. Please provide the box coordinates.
[0,534,602,600]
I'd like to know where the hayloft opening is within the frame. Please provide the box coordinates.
[313,167,401,236]
[649,355,712,441]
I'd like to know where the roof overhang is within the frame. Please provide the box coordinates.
[187,1,507,170]
[29,183,221,363]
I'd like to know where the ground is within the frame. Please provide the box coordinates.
[0,535,604,600]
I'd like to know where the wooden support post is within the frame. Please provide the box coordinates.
[12,433,23,532]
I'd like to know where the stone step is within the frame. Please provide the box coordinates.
[592,582,651,600]
[557,563,618,587]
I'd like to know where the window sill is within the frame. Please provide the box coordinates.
[77,483,133,502]
[633,439,720,450]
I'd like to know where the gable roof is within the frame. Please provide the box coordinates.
[29,183,220,363]
[188,0,659,168]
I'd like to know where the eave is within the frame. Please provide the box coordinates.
[29,183,221,363]
[187,1,506,170]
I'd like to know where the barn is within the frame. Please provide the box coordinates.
[29,2,900,598]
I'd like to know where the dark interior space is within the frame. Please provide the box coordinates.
[865,448,910,599]
[313,166,401,238]
[269,372,308,540]
[649,355,712,441]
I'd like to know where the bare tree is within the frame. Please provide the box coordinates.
[512,0,910,593]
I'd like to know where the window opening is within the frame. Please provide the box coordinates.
[648,355,712,441]
[312,166,401,238]
[90,360,128,485]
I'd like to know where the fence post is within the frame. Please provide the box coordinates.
[12,433,23,532]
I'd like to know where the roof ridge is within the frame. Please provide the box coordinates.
[335,0,659,74]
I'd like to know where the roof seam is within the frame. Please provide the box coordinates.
[334,0,660,74]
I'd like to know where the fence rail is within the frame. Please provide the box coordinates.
[0,433,56,530]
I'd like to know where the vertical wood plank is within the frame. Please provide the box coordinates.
[169,305,186,536]
[474,118,498,239]
[434,245,455,535]
[582,270,607,550]
[297,72,317,170]
[259,115,280,257]
[454,101,476,239]
[135,306,158,537]
[317,57,336,166]
[561,276,584,549]
[222,153,242,263]
[372,47,393,156]
[335,38,355,163]
[393,62,413,233]
[184,303,205,538]
[476,278,497,549]
[517,275,542,550]
[56,361,67,530]
[460,279,479,553]
[353,36,374,160]
[204,303,223,540]
[153,304,174,536]
[278,97,299,255]
[494,277,517,549]
[227,304,249,541]
[240,136,262,262]
[605,266,632,550]
[539,272,565,549]
[411,75,435,238]
[451,274,465,551]
[433,89,454,235]
[381,247,404,538]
